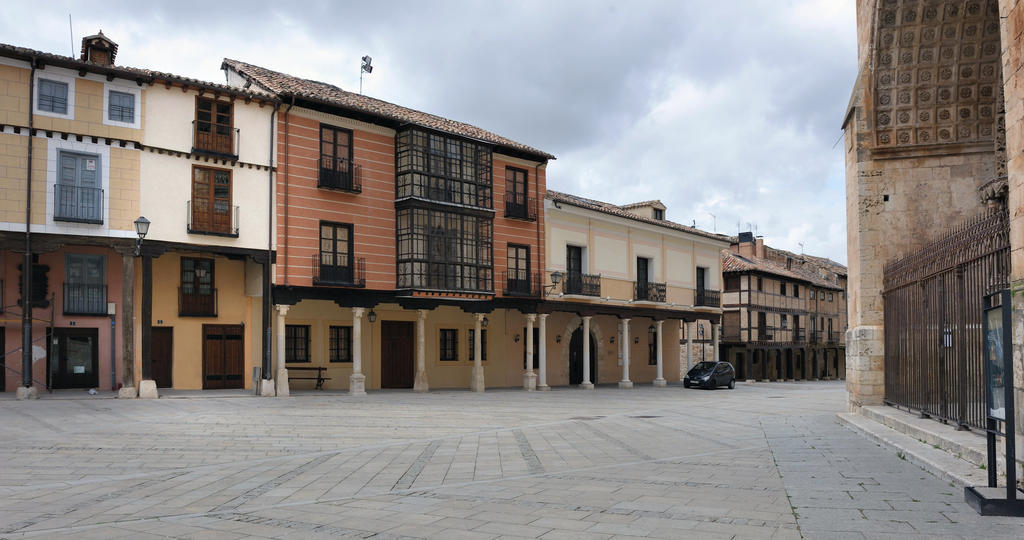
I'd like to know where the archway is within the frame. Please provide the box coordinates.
[569,327,598,385]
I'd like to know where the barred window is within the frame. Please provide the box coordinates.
[395,127,492,208]
[108,90,135,123]
[469,329,487,361]
[440,329,458,361]
[285,325,310,363]
[329,325,352,363]
[39,79,68,114]
[396,207,493,292]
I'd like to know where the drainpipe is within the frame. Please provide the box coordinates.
[282,96,294,287]
[21,59,36,389]
[534,162,543,292]
[263,103,279,381]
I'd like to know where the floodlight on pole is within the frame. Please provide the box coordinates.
[360,55,373,94]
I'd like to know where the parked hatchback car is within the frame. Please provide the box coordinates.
[683,361,735,389]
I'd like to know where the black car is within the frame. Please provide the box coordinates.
[683,361,735,389]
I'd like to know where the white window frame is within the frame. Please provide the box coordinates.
[34,71,76,120]
[44,137,116,236]
[102,82,142,129]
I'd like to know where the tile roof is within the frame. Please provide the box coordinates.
[721,249,844,290]
[221,58,554,161]
[0,43,276,102]
[545,190,732,243]
[620,199,666,210]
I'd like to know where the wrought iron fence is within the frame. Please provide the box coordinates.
[563,272,600,296]
[503,191,538,221]
[502,270,540,296]
[319,158,362,192]
[696,289,721,307]
[312,255,366,287]
[882,209,1009,430]
[634,281,666,302]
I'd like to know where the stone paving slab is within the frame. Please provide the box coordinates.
[0,382,1021,538]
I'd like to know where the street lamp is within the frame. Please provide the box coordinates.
[544,271,563,294]
[133,216,150,256]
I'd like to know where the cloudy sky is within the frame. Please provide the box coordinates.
[2,0,857,263]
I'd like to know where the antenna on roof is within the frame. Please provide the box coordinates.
[708,212,716,233]
[799,242,804,254]
[359,55,373,94]
[68,14,74,57]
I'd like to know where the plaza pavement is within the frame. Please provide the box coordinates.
[0,382,1021,539]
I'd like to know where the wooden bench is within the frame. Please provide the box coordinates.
[287,366,330,390]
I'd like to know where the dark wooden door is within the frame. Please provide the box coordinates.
[152,327,173,388]
[637,257,649,288]
[381,321,414,388]
[203,324,244,389]
[568,328,597,385]
[49,328,99,389]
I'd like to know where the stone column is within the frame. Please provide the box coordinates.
[619,319,632,388]
[538,314,549,391]
[350,307,366,396]
[471,313,485,392]
[653,320,666,387]
[523,314,537,390]
[414,309,429,392]
[581,316,594,389]
[118,253,137,398]
[712,320,720,363]
[275,304,290,397]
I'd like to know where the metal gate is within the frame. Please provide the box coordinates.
[882,209,1009,430]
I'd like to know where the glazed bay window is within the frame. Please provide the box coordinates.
[285,325,310,363]
[397,207,493,292]
[38,79,69,114]
[179,258,217,317]
[319,125,360,192]
[54,151,103,224]
[193,97,236,157]
[396,127,492,208]
[329,326,352,363]
[439,329,458,361]
[64,254,106,316]
[189,166,238,236]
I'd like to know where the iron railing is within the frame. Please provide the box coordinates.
[696,289,721,307]
[179,287,217,317]
[503,191,537,221]
[312,255,366,287]
[319,158,362,193]
[502,270,540,297]
[187,200,239,237]
[192,120,239,158]
[634,281,666,302]
[883,209,1009,431]
[563,272,600,296]
[743,290,802,310]
[63,283,106,315]
[54,184,103,224]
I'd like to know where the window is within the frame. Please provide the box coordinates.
[757,277,764,291]
[469,328,487,361]
[504,167,533,219]
[395,127,492,208]
[829,292,834,302]
[329,326,352,363]
[194,97,234,156]
[64,254,105,315]
[696,266,707,291]
[54,151,103,224]
[724,275,741,292]
[440,329,458,361]
[506,244,531,295]
[319,222,354,283]
[653,208,664,220]
[819,291,825,300]
[780,283,787,296]
[794,285,800,298]
[190,166,234,235]
[180,258,216,316]
[285,325,310,363]
[38,79,69,114]
[108,90,135,123]
[319,125,355,190]
[781,314,788,329]
[396,207,493,292]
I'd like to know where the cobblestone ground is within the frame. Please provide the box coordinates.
[0,382,1021,539]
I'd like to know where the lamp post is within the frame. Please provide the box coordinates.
[135,216,157,398]
[134,216,150,256]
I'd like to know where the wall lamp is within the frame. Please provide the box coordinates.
[544,271,563,294]
[610,335,615,344]
[555,334,562,343]
[133,216,150,257]
[514,334,520,343]
[633,336,640,344]
[367,309,377,323]
[482,316,489,328]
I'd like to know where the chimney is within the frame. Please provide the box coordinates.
[737,231,755,258]
[755,236,765,258]
[80,31,118,67]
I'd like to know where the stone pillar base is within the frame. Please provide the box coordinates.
[746,379,756,383]
[276,369,290,397]
[846,325,885,411]
[652,378,667,387]
[470,366,485,392]
[580,382,594,390]
[414,370,429,393]
[258,378,276,397]
[523,371,537,391]
[118,386,138,399]
[618,380,634,389]
[16,386,38,400]
[538,384,550,391]
[139,380,158,399]
[349,373,366,396]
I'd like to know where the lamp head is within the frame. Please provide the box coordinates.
[134,216,150,239]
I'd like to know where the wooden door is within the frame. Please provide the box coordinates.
[152,327,173,388]
[381,321,414,388]
[203,324,244,389]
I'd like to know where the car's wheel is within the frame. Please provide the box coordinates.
[728,378,735,389]
[683,380,690,388]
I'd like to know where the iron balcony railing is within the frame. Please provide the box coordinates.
[502,270,540,297]
[312,255,366,287]
[318,157,362,193]
[187,200,239,237]
[179,287,217,317]
[634,281,666,302]
[54,184,103,224]
[793,328,806,342]
[696,289,721,307]
[563,272,601,296]
[503,191,538,221]
[63,283,106,316]
[192,120,239,158]
[826,330,840,343]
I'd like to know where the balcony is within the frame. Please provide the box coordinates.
[563,272,601,297]
[503,191,537,221]
[502,271,540,297]
[187,200,239,237]
[179,287,217,317]
[54,184,103,224]
[319,158,362,193]
[192,120,239,159]
[634,281,666,302]
[63,283,107,316]
[312,255,366,287]
[827,330,840,343]
[794,328,806,342]
[695,289,721,307]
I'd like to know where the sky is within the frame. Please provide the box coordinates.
[0,0,858,264]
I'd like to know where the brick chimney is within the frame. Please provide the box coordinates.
[736,231,755,257]
[80,31,118,67]
[755,236,765,258]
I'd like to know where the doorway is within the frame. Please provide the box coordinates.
[569,327,597,385]
[49,328,99,389]
[152,327,173,388]
[381,321,414,388]
[202,324,244,389]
